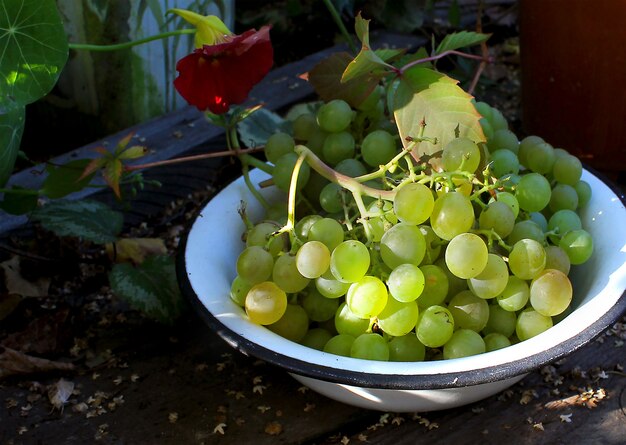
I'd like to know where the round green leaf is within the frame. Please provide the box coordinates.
[0,97,24,186]
[0,0,69,105]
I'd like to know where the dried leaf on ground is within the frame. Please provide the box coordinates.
[0,346,74,380]
[105,238,168,264]
[48,378,75,410]
[2,309,70,354]
[0,256,50,297]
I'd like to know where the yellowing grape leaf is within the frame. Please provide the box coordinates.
[392,67,485,170]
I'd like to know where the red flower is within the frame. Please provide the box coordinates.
[174,26,273,114]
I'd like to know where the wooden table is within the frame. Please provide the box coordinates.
[1,31,625,445]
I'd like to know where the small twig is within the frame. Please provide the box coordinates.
[469,0,490,95]
[124,147,264,172]
[399,50,492,76]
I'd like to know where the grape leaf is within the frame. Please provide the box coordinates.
[41,159,95,199]
[30,199,123,244]
[0,0,69,105]
[109,255,184,324]
[392,67,485,169]
[308,52,380,109]
[237,107,291,147]
[0,98,24,186]
[436,31,491,55]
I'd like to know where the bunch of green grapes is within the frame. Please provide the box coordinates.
[230,96,593,362]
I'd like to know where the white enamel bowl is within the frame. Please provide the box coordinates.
[177,168,626,412]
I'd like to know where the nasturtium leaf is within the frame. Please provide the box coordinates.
[436,31,491,55]
[0,0,69,105]
[0,186,37,214]
[237,107,291,147]
[392,67,485,170]
[42,159,95,199]
[308,52,380,109]
[31,199,123,244]
[0,98,24,186]
[109,255,184,324]
[342,14,394,83]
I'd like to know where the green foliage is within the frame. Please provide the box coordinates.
[392,67,485,168]
[0,186,37,215]
[42,159,96,199]
[30,199,124,244]
[109,255,184,324]
[0,98,24,186]
[436,31,491,54]
[237,108,291,147]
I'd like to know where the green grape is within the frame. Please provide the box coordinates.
[245,281,288,325]
[361,129,398,167]
[518,135,545,168]
[447,290,489,332]
[516,308,553,341]
[468,253,509,299]
[322,131,356,165]
[529,211,548,232]
[295,214,323,239]
[417,264,449,308]
[246,221,287,257]
[316,99,354,133]
[574,180,592,207]
[483,332,511,352]
[267,304,309,342]
[273,152,311,192]
[415,305,455,348]
[335,302,370,336]
[547,209,582,243]
[549,183,579,212]
[305,127,328,159]
[488,128,519,154]
[302,170,329,205]
[489,191,520,218]
[393,182,435,225]
[530,269,572,316]
[335,158,367,177]
[489,148,520,177]
[507,219,545,245]
[377,297,419,337]
[434,258,468,301]
[488,107,508,131]
[480,117,494,141]
[479,200,515,238]
[483,304,517,337]
[350,333,389,361]
[330,240,370,283]
[366,200,396,242]
[544,245,571,275]
[419,225,443,265]
[300,327,333,350]
[559,229,593,265]
[525,141,556,174]
[553,147,570,159]
[441,137,481,173]
[319,182,344,213]
[296,241,331,279]
[237,245,274,285]
[508,239,546,280]
[496,275,530,312]
[293,113,317,141]
[445,233,489,279]
[323,334,355,357]
[346,276,388,319]
[430,192,475,240]
[388,334,426,362]
[230,275,251,306]
[356,84,383,111]
[552,153,582,186]
[301,287,340,322]
[387,263,425,303]
[272,253,310,293]
[515,172,551,212]
[380,223,427,269]
[315,271,351,298]
[265,132,295,164]
[308,217,344,251]
[443,329,486,359]
[475,101,493,120]
[265,202,288,225]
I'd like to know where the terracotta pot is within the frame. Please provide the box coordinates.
[519,0,626,175]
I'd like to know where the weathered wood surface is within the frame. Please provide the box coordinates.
[1,29,625,445]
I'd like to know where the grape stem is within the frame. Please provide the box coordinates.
[279,153,307,251]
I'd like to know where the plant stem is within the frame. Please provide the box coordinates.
[0,188,39,195]
[399,50,491,76]
[68,29,195,51]
[322,0,357,54]
[228,125,270,209]
[124,147,265,172]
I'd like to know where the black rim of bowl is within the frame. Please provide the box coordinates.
[176,165,626,390]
